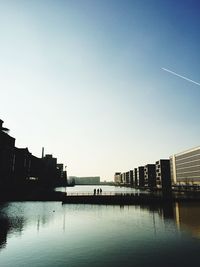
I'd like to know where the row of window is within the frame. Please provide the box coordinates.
[176,166,200,174]
[176,159,200,168]
[175,149,200,161]
[176,153,200,164]
[177,176,200,181]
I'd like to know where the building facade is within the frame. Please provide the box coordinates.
[144,164,156,188]
[0,120,15,184]
[70,176,100,185]
[155,159,171,191]
[133,168,138,187]
[129,170,133,186]
[114,172,121,184]
[13,148,32,182]
[170,146,200,185]
[137,166,145,187]
[41,154,57,184]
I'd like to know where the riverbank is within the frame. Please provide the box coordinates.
[0,185,65,201]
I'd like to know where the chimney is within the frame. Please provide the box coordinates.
[42,147,44,158]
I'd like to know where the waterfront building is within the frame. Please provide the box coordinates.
[70,176,100,185]
[30,155,43,180]
[121,173,126,184]
[0,119,66,188]
[0,120,15,184]
[144,164,156,188]
[56,164,67,185]
[155,159,171,190]
[120,172,130,185]
[13,147,32,181]
[57,164,64,179]
[114,172,121,184]
[137,166,145,187]
[41,154,58,184]
[120,173,123,184]
[170,146,200,185]
[129,170,133,186]
[133,168,138,187]
[114,170,133,186]
[125,171,130,184]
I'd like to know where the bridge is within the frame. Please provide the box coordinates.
[62,192,166,205]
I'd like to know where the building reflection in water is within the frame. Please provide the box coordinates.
[0,207,24,249]
[1,201,200,254]
[0,216,10,249]
[146,201,200,239]
[0,202,53,250]
[174,202,200,238]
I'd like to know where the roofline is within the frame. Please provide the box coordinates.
[170,146,200,157]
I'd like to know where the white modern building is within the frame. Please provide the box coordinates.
[114,172,121,184]
[170,146,200,185]
[69,176,100,185]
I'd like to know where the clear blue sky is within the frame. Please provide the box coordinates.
[1,0,200,180]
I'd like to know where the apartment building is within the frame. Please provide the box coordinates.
[170,146,200,185]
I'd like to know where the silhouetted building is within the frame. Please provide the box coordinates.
[30,155,43,180]
[133,168,138,187]
[155,159,171,191]
[0,120,15,185]
[41,154,57,184]
[129,170,133,186]
[0,119,67,190]
[13,148,32,182]
[57,163,64,177]
[144,164,156,188]
[137,166,145,187]
[56,164,67,185]
[170,146,200,185]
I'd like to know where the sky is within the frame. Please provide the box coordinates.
[0,0,200,181]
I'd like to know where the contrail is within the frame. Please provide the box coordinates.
[162,67,200,86]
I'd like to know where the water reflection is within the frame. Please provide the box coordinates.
[0,201,200,267]
[0,203,25,249]
[0,202,176,251]
[0,216,10,249]
[174,202,200,238]
[0,202,58,250]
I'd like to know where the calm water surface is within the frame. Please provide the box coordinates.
[0,186,200,267]
[55,185,145,194]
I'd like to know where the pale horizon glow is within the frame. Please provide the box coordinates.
[0,1,200,181]
[162,68,200,86]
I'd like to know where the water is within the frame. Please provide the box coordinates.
[55,185,146,194]
[0,186,200,267]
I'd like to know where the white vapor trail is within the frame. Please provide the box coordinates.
[162,67,200,86]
